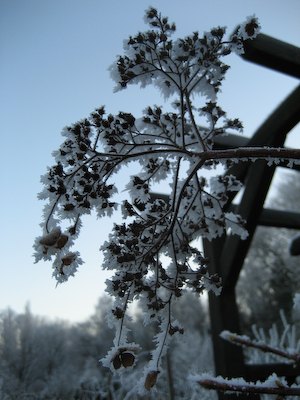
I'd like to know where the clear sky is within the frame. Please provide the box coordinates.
[1,0,299,323]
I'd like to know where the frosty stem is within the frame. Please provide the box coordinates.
[224,332,300,365]
[198,378,300,396]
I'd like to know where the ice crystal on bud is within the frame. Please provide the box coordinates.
[230,15,261,55]
[239,14,261,40]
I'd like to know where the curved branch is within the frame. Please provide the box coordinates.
[200,147,300,162]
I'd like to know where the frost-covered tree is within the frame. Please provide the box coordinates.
[0,305,76,399]
[34,7,300,396]
[237,171,300,332]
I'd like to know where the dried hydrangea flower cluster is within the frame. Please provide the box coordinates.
[33,7,274,392]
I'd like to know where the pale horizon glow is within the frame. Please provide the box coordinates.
[0,0,299,323]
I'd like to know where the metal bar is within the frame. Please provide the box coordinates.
[225,85,300,186]
[242,34,300,79]
[220,160,277,289]
[228,205,300,229]
[245,363,300,383]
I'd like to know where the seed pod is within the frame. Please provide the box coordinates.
[121,352,135,368]
[55,234,68,249]
[145,370,159,391]
[39,227,61,246]
[112,355,122,370]
[61,252,76,266]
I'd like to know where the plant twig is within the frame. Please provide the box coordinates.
[221,331,300,365]
[198,377,300,396]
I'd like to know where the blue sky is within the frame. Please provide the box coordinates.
[1,0,299,323]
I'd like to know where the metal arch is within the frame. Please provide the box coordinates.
[203,34,300,400]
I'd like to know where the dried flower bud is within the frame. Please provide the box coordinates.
[112,307,124,319]
[112,355,122,370]
[121,352,135,367]
[55,234,68,249]
[245,19,259,37]
[39,227,61,246]
[145,370,159,391]
[61,252,76,266]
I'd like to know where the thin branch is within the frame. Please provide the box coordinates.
[200,147,300,162]
[184,90,206,150]
[198,378,300,396]
[222,331,300,365]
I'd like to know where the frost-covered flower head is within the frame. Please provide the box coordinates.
[33,7,299,394]
[230,14,261,54]
[238,14,261,40]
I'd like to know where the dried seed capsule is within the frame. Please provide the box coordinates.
[61,252,76,266]
[112,355,122,370]
[55,234,68,249]
[39,227,61,246]
[121,352,135,368]
[145,371,159,391]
